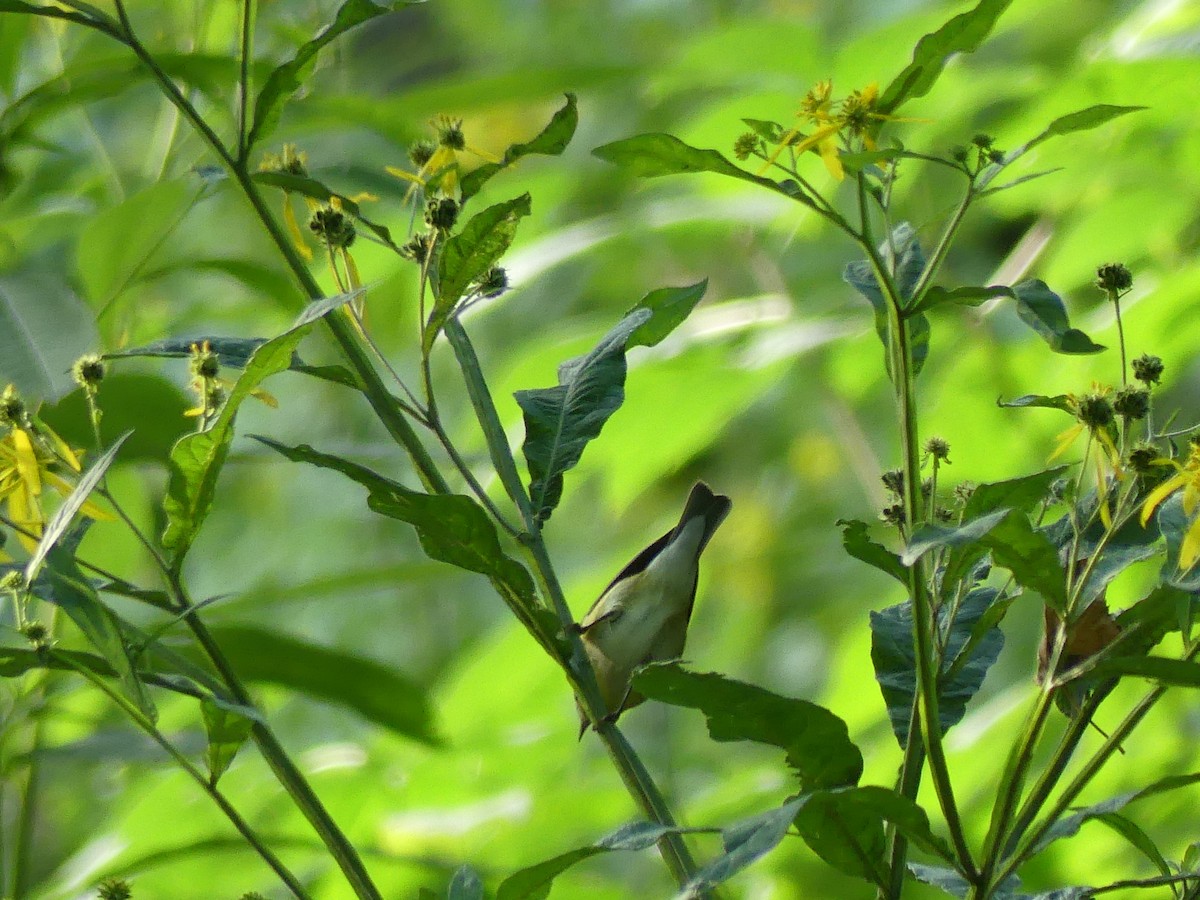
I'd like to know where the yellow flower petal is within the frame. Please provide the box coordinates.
[343,250,362,290]
[1180,513,1200,572]
[11,428,41,496]
[819,136,844,181]
[1141,471,1190,526]
[385,166,424,184]
[249,387,278,409]
[1049,423,1084,462]
[42,471,115,521]
[283,197,314,261]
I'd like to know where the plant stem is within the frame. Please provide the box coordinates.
[53,649,312,899]
[236,0,256,162]
[1113,295,1128,386]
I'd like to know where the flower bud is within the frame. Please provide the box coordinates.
[1132,353,1164,386]
[1095,262,1133,294]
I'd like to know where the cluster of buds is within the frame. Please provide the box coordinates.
[186,341,224,420]
[950,133,1006,176]
[308,203,356,250]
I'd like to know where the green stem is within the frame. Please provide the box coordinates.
[908,188,973,306]
[882,699,926,899]
[53,649,312,899]
[1113,294,1128,387]
[236,0,256,162]
[170,575,381,900]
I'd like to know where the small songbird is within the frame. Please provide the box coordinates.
[576,481,732,735]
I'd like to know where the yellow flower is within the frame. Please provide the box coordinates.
[0,418,109,553]
[386,114,498,201]
[1140,443,1200,571]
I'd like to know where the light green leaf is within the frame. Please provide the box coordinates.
[838,519,907,586]
[447,864,484,900]
[460,94,578,202]
[0,270,99,402]
[676,798,806,899]
[430,194,531,349]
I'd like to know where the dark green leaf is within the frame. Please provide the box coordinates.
[878,0,1015,114]
[871,587,1004,748]
[255,438,540,626]
[908,864,1019,898]
[447,864,484,900]
[592,133,796,198]
[460,94,578,202]
[838,519,907,585]
[983,511,1068,611]
[794,787,955,883]
[997,394,1072,413]
[496,822,682,900]
[1079,539,1158,604]
[201,700,254,785]
[246,0,415,151]
[740,118,785,142]
[252,171,396,246]
[909,284,1013,315]
[1091,655,1200,687]
[0,0,107,28]
[678,797,806,898]
[1116,584,1193,656]
[1025,772,1200,858]
[843,223,930,378]
[430,194,532,349]
[963,468,1068,520]
[634,662,863,789]
[514,308,650,523]
[162,324,312,566]
[203,625,440,744]
[25,432,129,583]
[624,280,708,349]
[34,529,155,719]
[903,508,1011,567]
[1011,280,1104,354]
[108,336,279,369]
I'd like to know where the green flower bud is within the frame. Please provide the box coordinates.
[97,878,132,900]
[431,114,466,151]
[408,139,437,168]
[1113,385,1150,421]
[1077,392,1115,429]
[1132,353,1164,386]
[424,197,459,232]
[72,353,107,389]
[474,266,509,299]
[733,132,760,161]
[923,436,951,462]
[309,205,356,249]
[1095,262,1133,294]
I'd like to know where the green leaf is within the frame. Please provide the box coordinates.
[25,431,130,583]
[740,118,784,142]
[204,625,440,744]
[843,222,931,379]
[793,787,955,883]
[255,438,541,629]
[1116,584,1193,656]
[429,194,532,350]
[592,133,796,198]
[109,336,280,369]
[963,468,1068,520]
[982,511,1069,611]
[1155,494,1200,592]
[246,0,415,151]
[447,864,484,900]
[0,270,99,402]
[871,587,1004,748]
[460,94,578,202]
[907,864,1020,898]
[996,394,1072,413]
[677,797,806,899]
[1011,280,1104,354]
[623,280,708,349]
[909,284,1013,315]
[838,519,907,585]
[252,171,396,247]
[514,308,651,523]
[634,662,863,789]
[201,699,254,785]
[0,0,107,27]
[877,0,1015,114]
[34,528,155,719]
[1093,812,1173,882]
[903,508,1012,567]
[1091,655,1200,688]
[496,822,682,900]
[161,323,311,566]
[1025,772,1200,858]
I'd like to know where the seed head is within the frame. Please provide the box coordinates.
[1095,262,1133,295]
[309,205,356,249]
[923,436,951,462]
[1076,392,1115,429]
[474,266,509,299]
[97,878,132,900]
[424,197,459,232]
[431,115,466,151]
[72,353,107,389]
[733,132,760,161]
[1113,385,1150,421]
[408,139,437,168]
[1132,353,1164,386]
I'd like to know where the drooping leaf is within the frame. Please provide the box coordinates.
[246,0,416,151]
[838,519,907,585]
[1011,280,1104,354]
[0,0,108,27]
[634,662,863,789]
[676,797,806,899]
[0,270,99,402]
[202,625,440,744]
[878,0,1015,114]
[460,94,578,202]
[25,432,129,583]
[624,280,709,349]
[201,699,254,785]
[1093,812,1174,882]
[254,438,545,642]
[843,222,931,379]
[871,587,1004,747]
[514,308,651,523]
[592,133,796,198]
[429,194,532,349]
[496,822,684,900]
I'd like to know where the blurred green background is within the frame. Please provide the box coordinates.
[2,0,1199,897]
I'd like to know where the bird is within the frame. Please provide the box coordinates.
[575,481,732,735]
